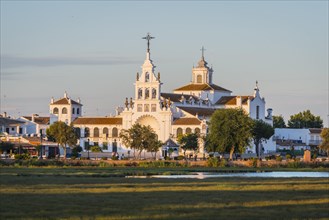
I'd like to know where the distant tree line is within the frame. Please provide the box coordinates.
[273,110,323,129]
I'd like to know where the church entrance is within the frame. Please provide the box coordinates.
[136,115,160,139]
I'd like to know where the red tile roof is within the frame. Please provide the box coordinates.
[174,83,231,92]
[23,116,50,125]
[73,117,122,125]
[173,117,201,125]
[216,96,253,105]
[51,98,82,105]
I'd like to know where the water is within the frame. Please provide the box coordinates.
[127,172,329,179]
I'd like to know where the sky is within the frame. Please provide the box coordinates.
[1,1,328,127]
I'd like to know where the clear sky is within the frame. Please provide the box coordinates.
[1,1,328,126]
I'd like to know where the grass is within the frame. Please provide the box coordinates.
[0,167,328,219]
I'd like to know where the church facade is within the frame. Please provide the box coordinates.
[51,34,275,157]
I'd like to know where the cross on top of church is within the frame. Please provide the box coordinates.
[201,46,206,58]
[142,33,155,52]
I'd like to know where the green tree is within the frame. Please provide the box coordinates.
[46,121,79,159]
[288,110,323,128]
[177,133,198,157]
[90,146,102,152]
[273,115,286,128]
[252,119,274,158]
[146,140,163,160]
[319,128,329,156]
[207,108,253,160]
[119,123,159,159]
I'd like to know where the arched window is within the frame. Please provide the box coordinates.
[145,88,149,99]
[103,127,109,137]
[197,75,202,83]
[138,88,143,99]
[112,127,118,137]
[195,128,200,134]
[152,88,156,99]
[177,128,183,137]
[256,105,260,119]
[186,127,192,134]
[72,108,75,114]
[84,127,90,138]
[62,107,67,114]
[53,107,59,114]
[77,108,80,115]
[94,127,99,137]
[145,72,150,82]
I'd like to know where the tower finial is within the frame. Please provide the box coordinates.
[142,33,155,52]
[201,46,206,59]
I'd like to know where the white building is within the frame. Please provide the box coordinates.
[274,128,323,151]
[70,34,275,157]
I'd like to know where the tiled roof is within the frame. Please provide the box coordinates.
[177,106,216,117]
[216,96,253,105]
[174,83,231,92]
[173,117,201,125]
[0,117,25,126]
[164,138,179,147]
[23,116,50,125]
[161,93,199,102]
[73,117,122,125]
[309,128,322,134]
[51,98,82,105]
[22,137,57,146]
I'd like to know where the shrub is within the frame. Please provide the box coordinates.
[207,157,218,167]
[175,155,185,160]
[14,153,31,160]
[286,154,291,160]
[276,156,282,161]
[219,159,227,167]
[247,158,259,168]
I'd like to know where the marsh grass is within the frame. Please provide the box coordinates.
[0,167,328,219]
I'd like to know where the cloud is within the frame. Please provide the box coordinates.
[1,54,139,69]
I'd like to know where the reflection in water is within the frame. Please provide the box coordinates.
[126,172,329,179]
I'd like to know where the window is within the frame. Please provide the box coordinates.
[103,128,109,137]
[112,127,118,137]
[177,128,183,137]
[197,75,202,83]
[53,107,59,114]
[145,72,150,82]
[62,107,67,114]
[72,108,75,114]
[195,128,200,134]
[145,88,150,99]
[11,127,15,131]
[138,88,143,99]
[93,127,99,137]
[77,108,80,115]
[256,105,260,119]
[151,104,156,112]
[144,104,149,112]
[84,127,90,137]
[186,127,192,134]
[137,104,143,112]
[152,88,156,99]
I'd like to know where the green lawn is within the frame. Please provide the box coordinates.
[0,167,328,220]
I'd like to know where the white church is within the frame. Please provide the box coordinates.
[49,34,276,157]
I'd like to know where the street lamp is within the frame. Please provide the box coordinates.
[87,138,90,160]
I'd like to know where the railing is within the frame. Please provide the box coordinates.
[309,140,322,145]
